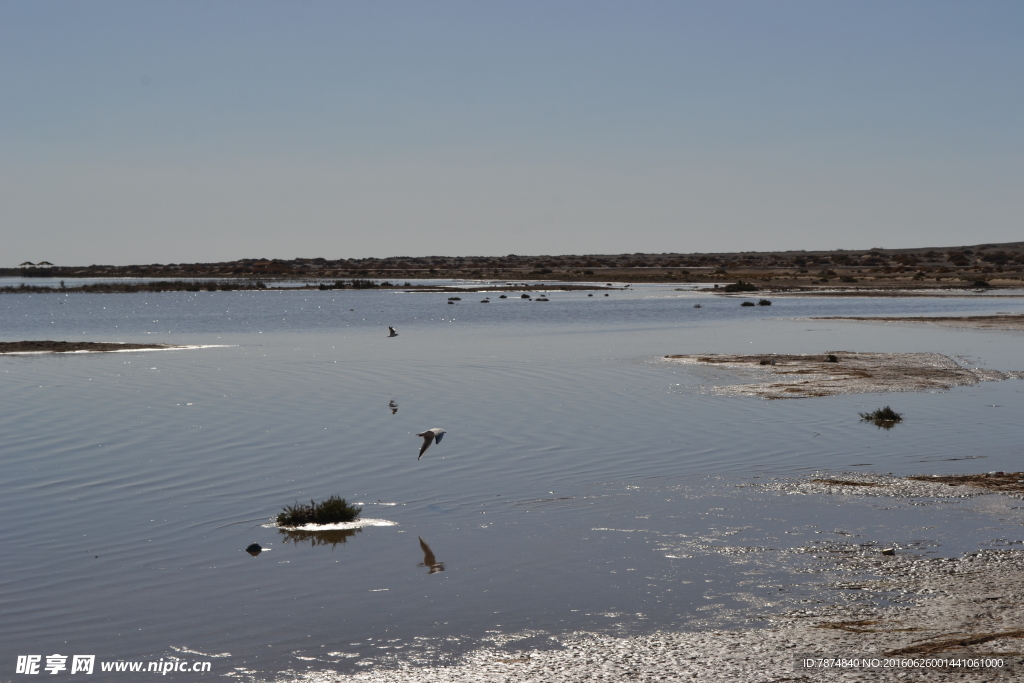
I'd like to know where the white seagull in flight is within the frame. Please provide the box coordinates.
[416,428,446,460]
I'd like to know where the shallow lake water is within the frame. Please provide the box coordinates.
[2,284,1023,678]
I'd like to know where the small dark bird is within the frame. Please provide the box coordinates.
[388,326,398,337]
[245,543,263,557]
[417,537,445,574]
[389,400,398,414]
[416,428,446,459]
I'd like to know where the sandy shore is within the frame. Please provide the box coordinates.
[259,473,1024,683]
[663,351,1023,399]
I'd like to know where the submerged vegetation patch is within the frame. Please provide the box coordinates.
[276,496,362,526]
[808,479,882,488]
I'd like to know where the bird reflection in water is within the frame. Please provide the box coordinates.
[389,400,398,414]
[277,527,361,548]
[417,537,445,574]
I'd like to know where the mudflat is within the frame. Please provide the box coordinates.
[811,314,1024,330]
[0,340,182,354]
[664,351,1024,398]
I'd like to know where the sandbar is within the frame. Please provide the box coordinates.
[0,340,189,354]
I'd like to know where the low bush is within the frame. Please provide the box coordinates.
[277,496,362,526]
[859,406,903,429]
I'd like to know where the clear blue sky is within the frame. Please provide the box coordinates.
[2,1,1022,265]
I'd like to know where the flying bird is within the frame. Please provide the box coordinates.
[417,537,445,573]
[388,326,398,337]
[416,428,445,459]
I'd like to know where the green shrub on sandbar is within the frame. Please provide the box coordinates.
[277,496,362,526]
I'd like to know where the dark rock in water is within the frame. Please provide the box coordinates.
[758,299,772,306]
[881,548,895,556]
[480,299,489,303]
[448,296,461,301]
[521,293,530,298]
[588,294,593,297]
[741,301,755,307]
[693,304,701,308]
[246,543,263,556]
[447,300,454,304]
[499,295,507,298]
[826,354,839,362]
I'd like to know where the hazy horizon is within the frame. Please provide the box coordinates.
[3,1,1022,267]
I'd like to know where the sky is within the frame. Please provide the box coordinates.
[2,1,1022,266]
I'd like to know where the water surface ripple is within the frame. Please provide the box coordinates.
[2,286,1023,676]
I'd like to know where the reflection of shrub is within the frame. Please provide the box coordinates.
[277,528,361,548]
[860,406,903,429]
[722,280,758,292]
[277,496,362,526]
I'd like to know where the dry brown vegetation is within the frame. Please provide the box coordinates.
[9,240,1024,290]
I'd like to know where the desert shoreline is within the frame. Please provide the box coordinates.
[283,474,1024,683]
